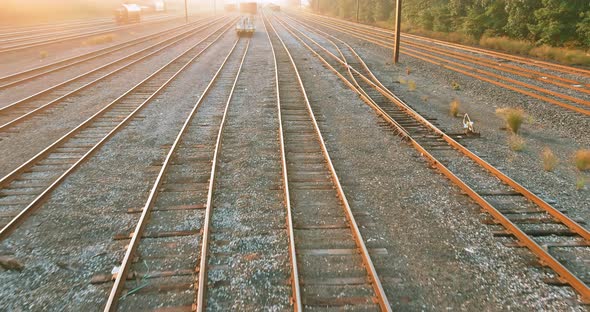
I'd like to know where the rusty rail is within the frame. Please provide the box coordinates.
[275,13,590,303]
[0,20,235,241]
[289,12,590,116]
[195,38,251,312]
[267,12,392,311]
[103,37,244,311]
[261,15,303,311]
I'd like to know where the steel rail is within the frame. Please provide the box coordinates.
[0,18,227,132]
[297,10,590,78]
[279,13,590,243]
[294,15,590,105]
[103,38,242,312]
[0,18,115,39]
[0,17,114,35]
[0,16,214,90]
[281,15,391,96]
[261,14,303,311]
[284,14,590,116]
[288,14,590,116]
[267,13,393,311]
[294,13,590,90]
[0,15,176,44]
[0,20,235,241]
[0,15,182,54]
[274,14,590,303]
[195,38,250,312]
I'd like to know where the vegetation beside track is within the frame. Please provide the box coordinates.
[305,0,590,66]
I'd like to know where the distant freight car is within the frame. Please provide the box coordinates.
[114,4,142,24]
[239,2,258,15]
[268,3,280,11]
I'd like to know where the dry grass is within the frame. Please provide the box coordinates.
[541,147,558,172]
[82,34,116,46]
[398,76,407,84]
[39,50,48,59]
[421,95,429,102]
[496,107,527,134]
[354,21,590,66]
[479,36,533,55]
[451,81,461,91]
[398,25,477,45]
[406,67,411,75]
[574,150,590,171]
[508,135,525,152]
[408,80,416,91]
[529,45,590,66]
[449,99,460,117]
[576,176,586,190]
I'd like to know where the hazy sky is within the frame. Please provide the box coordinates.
[0,0,293,24]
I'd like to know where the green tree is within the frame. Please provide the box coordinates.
[530,0,590,46]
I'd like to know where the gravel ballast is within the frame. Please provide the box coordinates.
[0,29,237,310]
[271,15,586,310]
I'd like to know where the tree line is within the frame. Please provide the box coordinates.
[307,0,590,48]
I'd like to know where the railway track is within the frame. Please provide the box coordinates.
[0,14,177,43]
[270,12,590,304]
[296,11,590,79]
[288,12,590,117]
[265,14,391,310]
[0,17,228,135]
[100,37,249,312]
[0,16,114,36]
[0,15,181,54]
[0,19,234,241]
[0,16,214,90]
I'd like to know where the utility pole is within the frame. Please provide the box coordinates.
[184,0,188,23]
[356,0,359,22]
[317,0,320,13]
[392,0,402,64]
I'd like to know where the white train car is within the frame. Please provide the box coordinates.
[114,4,142,24]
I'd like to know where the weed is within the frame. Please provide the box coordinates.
[398,76,407,84]
[356,22,589,66]
[496,107,526,134]
[529,45,590,66]
[508,135,525,152]
[479,36,533,55]
[421,95,429,102]
[451,81,461,90]
[406,67,411,75]
[408,80,416,91]
[449,99,460,117]
[574,149,590,171]
[541,147,558,171]
[39,50,48,59]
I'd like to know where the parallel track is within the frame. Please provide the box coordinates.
[0,15,182,54]
[0,20,234,241]
[272,12,590,304]
[0,18,227,134]
[102,37,248,312]
[0,16,213,90]
[194,37,250,312]
[0,17,114,37]
[298,11,590,79]
[266,13,392,310]
[289,12,590,116]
